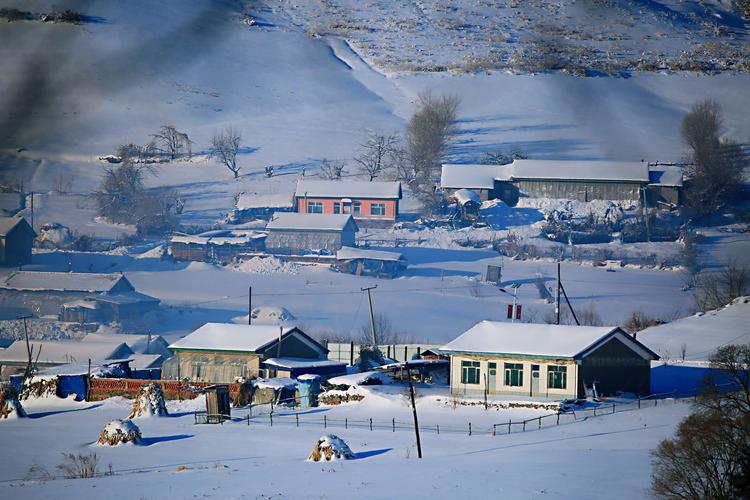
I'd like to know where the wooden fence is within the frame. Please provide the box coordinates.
[89,378,241,401]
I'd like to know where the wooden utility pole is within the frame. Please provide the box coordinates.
[86,358,92,401]
[30,191,34,231]
[19,315,33,383]
[407,370,422,459]
[361,285,378,345]
[248,286,252,325]
[556,262,561,325]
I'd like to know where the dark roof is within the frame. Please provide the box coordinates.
[0,216,34,237]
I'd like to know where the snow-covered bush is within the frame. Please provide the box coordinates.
[0,384,27,420]
[307,435,355,462]
[97,419,142,446]
[128,383,168,418]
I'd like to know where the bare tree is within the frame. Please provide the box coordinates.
[482,148,528,166]
[210,126,242,178]
[319,159,346,180]
[151,125,192,160]
[403,91,459,205]
[623,310,662,336]
[681,100,747,215]
[354,133,399,181]
[694,259,750,311]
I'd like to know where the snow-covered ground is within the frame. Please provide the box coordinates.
[0,387,693,499]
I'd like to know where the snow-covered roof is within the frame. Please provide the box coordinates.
[171,231,266,246]
[0,216,32,236]
[440,164,513,189]
[169,323,297,353]
[648,166,684,187]
[511,159,649,183]
[254,377,297,389]
[638,296,750,362]
[452,188,481,206]
[83,333,171,357]
[0,339,134,365]
[440,321,658,360]
[327,371,392,386]
[36,358,133,376]
[336,246,405,262]
[263,357,346,369]
[128,353,164,370]
[0,271,131,293]
[266,213,357,232]
[296,179,401,199]
[93,291,160,305]
[236,191,295,210]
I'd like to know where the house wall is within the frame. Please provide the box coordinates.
[296,197,398,220]
[171,242,208,262]
[1,224,35,266]
[578,337,651,397]
[265,230,347,255]
[449,354,578,399]
[646,186,680,206]
[514,180,644,202]
[174,350,261,384]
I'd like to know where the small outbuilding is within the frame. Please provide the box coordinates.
[265,213,358,255]
[0,216,36,267]
[440,321,659,399]
[170,229,267,264]
[334,247,407,278]
[450,188,482,222]
[233,192,295,222]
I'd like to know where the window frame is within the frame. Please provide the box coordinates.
[333,202,341,214]
[370,202,386,216]
[353,201,361,214]
[460,360,481,385]
[504,362,524,387]
[547,365,567,390]
[306,201,323,214]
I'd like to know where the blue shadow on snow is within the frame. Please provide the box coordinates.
[354,448,392,460]
[140,434,194,446]
[27,403,103,419]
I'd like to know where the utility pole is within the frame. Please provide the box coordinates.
[19,314,33,385]
[407,367,422,459]
[361,285,377,345]
[248,286,252,325]
[556,262,561,325]
[29,191,34,231]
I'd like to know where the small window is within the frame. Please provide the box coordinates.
[191,364,204,379]
[307,201,323,214]
[461,360,480,384]
[353,201,361,214]
[504,363,523,387]
[370,203,386,216]
[333,202,341,214]
[488,362,497,376]
[547,365,567,389]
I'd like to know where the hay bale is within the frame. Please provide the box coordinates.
[232,380,254,407]
[128,382,168,419]
[0,384,27,420]
[307,435,355,462]
[97,419,142,446]
[21,376,58,399]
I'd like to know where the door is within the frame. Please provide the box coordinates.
[487,362,497,393]
[530,364,540,396]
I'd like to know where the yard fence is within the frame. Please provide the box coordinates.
[89,378,241,401]
[326,342,441,364]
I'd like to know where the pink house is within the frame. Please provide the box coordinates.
[294,180,402,226]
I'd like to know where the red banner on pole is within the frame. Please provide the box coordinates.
[516,304,522,320]
[507,304,513,319]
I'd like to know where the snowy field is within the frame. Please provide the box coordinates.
[0,387,693,499]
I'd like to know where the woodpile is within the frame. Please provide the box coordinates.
[21,376,58,399]
[317,393,364,405]
[97,419,142,445]
[128,382,168,418]
[307,435,355,462]
[0,384,27,419]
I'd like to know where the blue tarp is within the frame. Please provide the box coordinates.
[57,375,87,401]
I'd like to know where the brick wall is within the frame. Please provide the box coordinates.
[89,378,241,401]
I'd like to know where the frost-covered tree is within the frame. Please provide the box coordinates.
[354,133,399,181]
[210,126,242,178]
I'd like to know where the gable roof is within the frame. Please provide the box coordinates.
[440,321,658,360]
[336,246,405,262]
[0,339,134,366]
[83,333,171,357]
[266,213,358,232]
[295,180,402,200]
[511,159,649,183]
[441,164,513,190]
[0,216,34,237]
[169,323,321,354]
[236,191,295,210]
[0,271,133,293]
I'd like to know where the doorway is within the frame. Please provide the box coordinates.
[530,364,540,396]
[487,362,497,393]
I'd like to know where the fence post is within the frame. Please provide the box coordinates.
[247,414,250,426]
[593,407,596,417]
[194,411,197,424]
[655,399,658,407]
[324,415,327,428]
[436,424,439,435]
[557,413,560,425]
[612,404,615,414]
[469,422,472,436]
[296,414,299,428]
[508,420,511,434]
[493,424,496,436]
[638,397,641,409]
[522,421,526,432]
[345,417,348,429]
[392,418,395,432]
[369,418,373,431]
[270,413,273,427]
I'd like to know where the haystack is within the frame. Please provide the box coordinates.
[97,419,142,446]
[232,380,254,407]
[307,435,355,462]
[0,384,27,420]
[128,382,168,418]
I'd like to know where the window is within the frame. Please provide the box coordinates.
[370,203,386,216]
[191,363,204,379]
[547,365,567,389]
[333,202,341,214]
[306,201,323,213]
[461,360,480,384]
[353,201,361,214]
[504,363,523,387]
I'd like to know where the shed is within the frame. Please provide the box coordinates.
[450,188,482,221]
[168,323,329,383]
[234,192,295,221]
[0,216,36,266]
[265,213,358,255]
[647,165,683,207]
[170,230,267,264]
[334,247,407,278]
[440,321,659,399]
[203,384,231,423]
